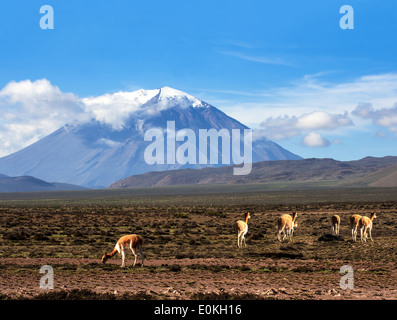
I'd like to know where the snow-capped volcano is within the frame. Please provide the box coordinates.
[82,86,210,130]
[0,87,301,187]
[156,86,210,108]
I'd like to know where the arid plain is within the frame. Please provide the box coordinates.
[0,186,396,300]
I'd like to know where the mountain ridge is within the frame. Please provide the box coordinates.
[0,174,87,193]
[108,156,397,189]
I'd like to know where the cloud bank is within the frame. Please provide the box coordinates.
[229,73,397,148]
[0,79,87,157]
[225,73,397,127]
[258,111,353,146]
[1,74,397,156]
[352,102,397,132]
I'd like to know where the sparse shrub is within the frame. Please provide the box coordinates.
[32,233,50,241]
[191,292,264,300]
[292,265,315,273]
[318,234,344,242]
[169,264,182,272]
[31,289,154,300]
[175,253,195,259]
[174,213,189,219]
[4,230,29,241]
[250,232,264,240]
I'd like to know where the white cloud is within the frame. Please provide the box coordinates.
[259,111,353,141]
[0,79,84,117]
[257,115,299,140]
[82,86,203,130]
[223,73,397,128]
[96,138,121,148]
[302,132,330,148]
[81,89,159,130]
[297,111,353,130]
[352,102,397,133]
[0,79,86,157]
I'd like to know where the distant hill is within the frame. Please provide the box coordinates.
[108,156,397,189]
[358,164,397,187]
[0,175,87,193]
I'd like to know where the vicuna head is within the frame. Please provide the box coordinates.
[370,211,377,220]
[101,253,110,264]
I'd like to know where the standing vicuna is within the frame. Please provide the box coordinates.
[360,212,377,242]
[277,211,298,242]
[331,214,341,236]
[235,212,251,248]
[349,214,362,241]
[101,234,145,267]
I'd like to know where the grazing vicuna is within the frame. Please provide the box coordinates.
[360,212,377,242]
[277,211,298,242]
[349,214,362,242]
[235,212,250,248]
[331,214,341,236]
[101,234,144,267]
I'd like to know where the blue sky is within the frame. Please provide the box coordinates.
[0,0,396,160]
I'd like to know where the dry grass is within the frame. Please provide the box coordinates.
[0,187,396,299]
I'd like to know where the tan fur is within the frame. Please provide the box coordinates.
[235,212,250,248]
[331,215,341,236]
[359,212,377,242]
[349,214,362,241]
[277,212,298,242]
[101,234,144,267]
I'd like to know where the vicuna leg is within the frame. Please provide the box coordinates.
[237,232,241,248]
[354,227,358,241]
[361,227,368,243]
[278,229,285,242]
[278,224,286,242]
[121,249,126,267]
[290,228,295,240]
[369,226,373,242]
[242,233,247,247]
[365,226,369,242]
[131,248,137,267]
[139,247,145,266]
[277,229,282,242]
[287,229,293,242]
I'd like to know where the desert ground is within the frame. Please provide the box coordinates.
[0,186,396,300]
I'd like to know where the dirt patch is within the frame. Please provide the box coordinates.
[0,256,396,300]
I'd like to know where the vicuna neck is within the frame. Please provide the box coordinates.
[108,248,118,257]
